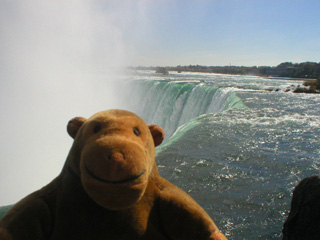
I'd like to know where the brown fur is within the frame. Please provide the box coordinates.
[0,110,227,240]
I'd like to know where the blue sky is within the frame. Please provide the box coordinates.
[128,0,320,66]
[0,0,319,205]
[1,0,319,68]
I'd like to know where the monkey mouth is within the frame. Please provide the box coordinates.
[85,166,146,184]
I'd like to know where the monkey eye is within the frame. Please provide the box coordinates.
[93,124,102,133]
[133,127,140,136]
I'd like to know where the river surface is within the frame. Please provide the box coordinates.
[125,71,320,239]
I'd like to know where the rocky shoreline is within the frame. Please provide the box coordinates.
[290,78,320,94]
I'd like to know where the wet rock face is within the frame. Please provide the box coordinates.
[283,175,320,240]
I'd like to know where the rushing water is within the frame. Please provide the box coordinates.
[125,70,320,239]
[1,70,319,239]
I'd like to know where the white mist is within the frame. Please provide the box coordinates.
[0,1,147,205]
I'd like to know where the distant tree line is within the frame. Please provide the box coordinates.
[131,62,320,79]
[155,67,168,75]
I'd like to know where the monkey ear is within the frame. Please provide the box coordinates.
[148,125,164,147]
[67,117,87,139]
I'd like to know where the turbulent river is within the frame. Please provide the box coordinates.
[124,70,320,239]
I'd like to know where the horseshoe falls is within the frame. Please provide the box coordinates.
[125,71,320,239]
[125,75,245,140]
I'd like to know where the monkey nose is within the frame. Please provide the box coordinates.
[108,152,124,161]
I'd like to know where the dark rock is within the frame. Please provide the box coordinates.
[283,175,320,239]
[293,87,319,94]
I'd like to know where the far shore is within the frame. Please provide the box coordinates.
[131,62,320,80]
[133,67,320,94]
[166,70,314,81]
